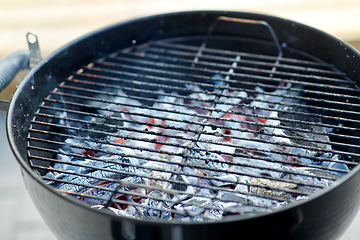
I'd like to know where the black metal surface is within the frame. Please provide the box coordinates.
[6,11,360,240]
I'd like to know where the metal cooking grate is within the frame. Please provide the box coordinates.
[27,28,360,221]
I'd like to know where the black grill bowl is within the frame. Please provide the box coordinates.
[7,11,360,240]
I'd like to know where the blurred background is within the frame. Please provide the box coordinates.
[0,0,360,239]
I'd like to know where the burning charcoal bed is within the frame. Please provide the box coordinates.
[28,33,355,221]
[5,11,360,240]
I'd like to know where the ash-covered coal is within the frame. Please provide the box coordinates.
[44,76,350,222]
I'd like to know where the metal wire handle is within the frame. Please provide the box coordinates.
[208,16,283,57]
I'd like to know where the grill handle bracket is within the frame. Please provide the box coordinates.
[27,32,42,68]
[209,16,283,57]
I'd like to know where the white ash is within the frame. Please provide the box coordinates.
[44,80,350,222]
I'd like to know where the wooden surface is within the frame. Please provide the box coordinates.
[1,0,360,58]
